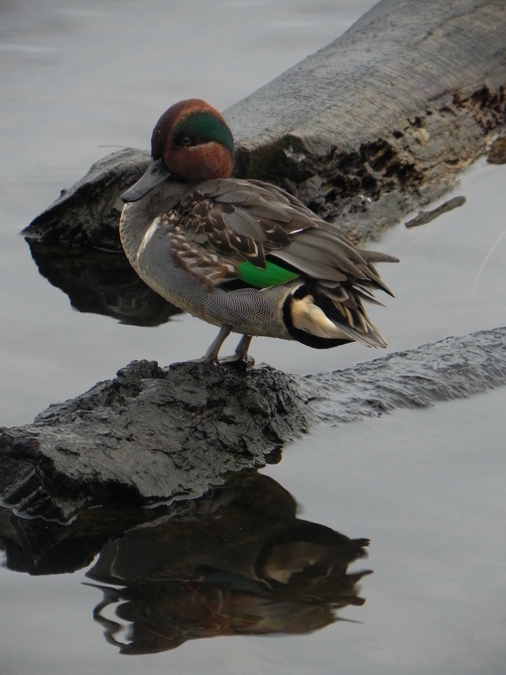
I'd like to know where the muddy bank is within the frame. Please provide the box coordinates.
[23,0,506,249]
[1,326,505,522]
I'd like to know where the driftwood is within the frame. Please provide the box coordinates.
[404,196,466,228]
[1,327,505,522]
[0,361,310,521]
[25,148,150,251]
[487,135,506,163]
[23,0,506,249]
[228,0,506,241]
[3,0,506,522]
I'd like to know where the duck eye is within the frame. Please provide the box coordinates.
[179,136,193,147]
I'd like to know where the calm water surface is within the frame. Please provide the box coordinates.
[1,1,506,674]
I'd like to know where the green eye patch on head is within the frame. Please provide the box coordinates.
[173,112,234,154]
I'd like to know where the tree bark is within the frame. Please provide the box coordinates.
[227,0,506,241]
[24,0,506,248]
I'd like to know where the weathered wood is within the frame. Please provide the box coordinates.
[488,135,506,163]
[404,196,466,228]
[9,0,506,523]
[1,327,505,522]
[25,148,150,250]
[23,0,506,248]
[0,360,310,521]
[227,0,506,241]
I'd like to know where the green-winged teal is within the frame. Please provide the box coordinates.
[120,99,397,363]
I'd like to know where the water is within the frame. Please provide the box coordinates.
[1,1,506,673]
[2,390,506,674]
[0,0,378,427]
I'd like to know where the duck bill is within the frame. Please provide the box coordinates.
[121,157,170,202]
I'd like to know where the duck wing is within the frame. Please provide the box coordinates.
[169,178,397,292]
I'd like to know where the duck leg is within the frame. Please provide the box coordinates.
[200,325,231,364]
[219,334,253,365]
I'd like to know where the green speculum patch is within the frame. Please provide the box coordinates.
[238,260,299,288]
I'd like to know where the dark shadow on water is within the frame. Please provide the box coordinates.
[0,471,371,654]
[26,240,182,326]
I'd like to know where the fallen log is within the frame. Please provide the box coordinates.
[1,327,505,522]
[23,0,506,249]
[6,0,506,523]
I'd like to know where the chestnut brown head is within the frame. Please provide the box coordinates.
[151,99,234,181]
[122,99,234,202]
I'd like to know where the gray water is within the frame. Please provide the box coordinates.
[1,1,506,673]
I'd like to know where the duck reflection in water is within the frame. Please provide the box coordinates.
[86,472,371,654]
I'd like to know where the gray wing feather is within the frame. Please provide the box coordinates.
[189,178,397,293]
[271,249,348,283]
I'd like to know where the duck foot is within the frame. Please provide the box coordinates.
[219,334,253,367]
[219,354,255,368]
[192,329,254,366]
[194,325,232,365]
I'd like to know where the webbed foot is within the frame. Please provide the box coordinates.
[194,329,253,366]
[218,335,254,367]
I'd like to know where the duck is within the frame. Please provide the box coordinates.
[120,99,398,364]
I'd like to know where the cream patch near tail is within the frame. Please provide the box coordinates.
[290,295,350,339]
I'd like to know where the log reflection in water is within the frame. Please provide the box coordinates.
[26,240,181,327]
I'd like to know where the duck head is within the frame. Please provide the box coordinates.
[122,99,234,203]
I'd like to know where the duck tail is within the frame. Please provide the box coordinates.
[283,281,388,349]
